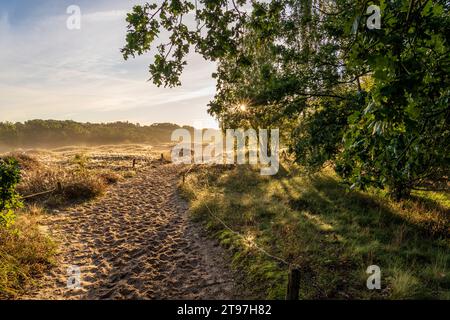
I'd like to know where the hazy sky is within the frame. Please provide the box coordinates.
[0,0,218,128]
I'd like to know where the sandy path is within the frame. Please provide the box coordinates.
[23,163,238,299]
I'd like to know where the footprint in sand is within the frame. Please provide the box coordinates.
[21,163,241,300]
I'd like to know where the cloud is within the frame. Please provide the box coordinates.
[0,1,218,128]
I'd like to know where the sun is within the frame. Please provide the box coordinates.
[234,99,251,113]
[238,103,247,112]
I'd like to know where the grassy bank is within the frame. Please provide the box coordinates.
[180,164,449,299]
[0,207,56,298]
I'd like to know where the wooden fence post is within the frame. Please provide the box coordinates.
[286,268,300,300]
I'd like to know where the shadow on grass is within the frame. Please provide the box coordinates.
[282,174,449,298]
[203,165,449,299]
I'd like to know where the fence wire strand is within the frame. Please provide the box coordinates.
[185,164,301,270]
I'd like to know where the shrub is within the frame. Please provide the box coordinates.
[3,153,41,171]
[15,156,108,205]
[99,171,121,185]
[0,158,22,228]
[62,173,106,200]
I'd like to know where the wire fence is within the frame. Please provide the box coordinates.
[181,164,302,299]
[20,182,62,200]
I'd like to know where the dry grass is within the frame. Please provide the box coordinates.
[98,172,122,185]
[2,144,161,210]
[15,161,108,206]
[61,173,107,201]
[2,150,134,207]
[0,207,56,298]
[3,152,42,171]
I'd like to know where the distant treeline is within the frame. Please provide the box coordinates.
[0,120,193,149]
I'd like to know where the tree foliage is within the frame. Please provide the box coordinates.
[122,0,450,198]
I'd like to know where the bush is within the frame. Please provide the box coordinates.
[62,173,106,200]
[15,156,108,205]
[3,153,41,171]
[0,158,22,228]
[99,172,121,185]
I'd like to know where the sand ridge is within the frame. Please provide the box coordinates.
[23,163,237,299]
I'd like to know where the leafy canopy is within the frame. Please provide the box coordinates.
[122,0,449,198]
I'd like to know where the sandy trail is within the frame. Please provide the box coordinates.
[24,163,238,299]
